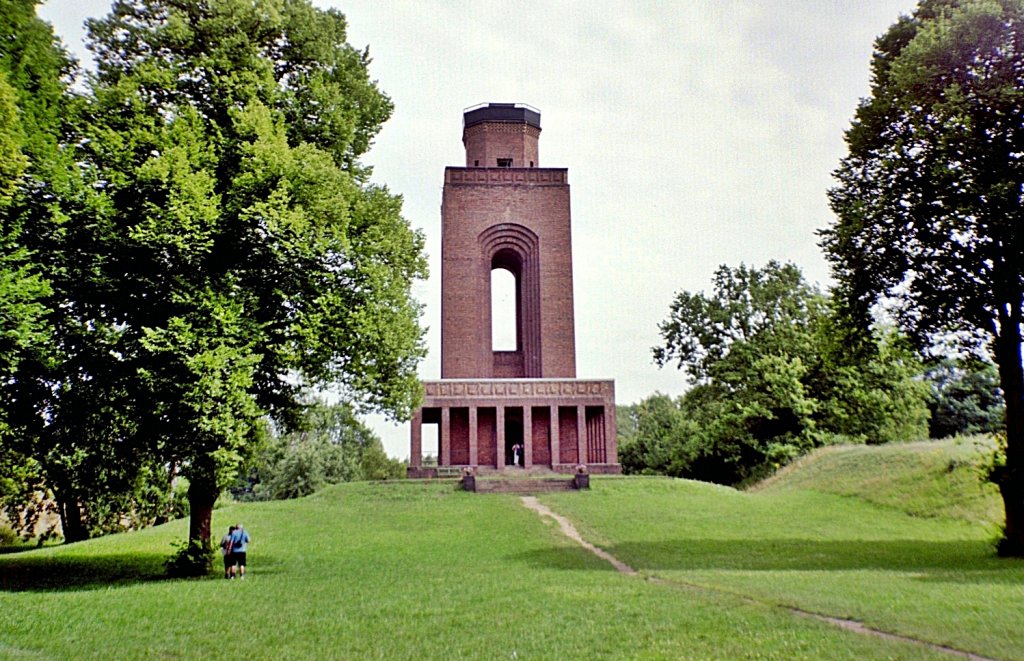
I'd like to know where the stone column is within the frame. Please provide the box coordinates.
[441,407,451,467]
[604,401,617,465]
[523,406,533,468]
[410,408,422,468]
[577,405,587,465]
[550,405,560,468]
[469,406,479,467]
[496,405,506,467]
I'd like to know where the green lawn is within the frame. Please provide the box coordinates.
[0,440,1019,659]
[545,439,1023,661]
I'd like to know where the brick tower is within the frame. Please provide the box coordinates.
[408,103,619,476]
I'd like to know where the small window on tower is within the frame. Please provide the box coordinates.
[474,160,480,166]
[529,161,534,168]
[496,158,512,168]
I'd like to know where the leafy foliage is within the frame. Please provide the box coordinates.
[632,262,929,484]
[69,0,425,547]
[617,396,697,477]
[164,538,214,578]
[822,0,1024,554]
[0,0,59,398]
[246,400,403,501]
[0,0,101,541]
[0,0,426,549]
[925,359,1004,438]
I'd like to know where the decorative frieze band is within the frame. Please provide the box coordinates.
[423,379,612,398]
[463,122,540,137]
[445,167,567,186]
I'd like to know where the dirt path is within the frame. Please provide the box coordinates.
[520,496,998,661]
[520,496,636,575]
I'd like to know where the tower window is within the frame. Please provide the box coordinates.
[496,158,512,168]
[474,160,479,166]
[491,267,517,350]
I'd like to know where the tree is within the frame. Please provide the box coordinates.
[0,63,45,531]
[617,395,694,476]
[0,0,75,387]
[822,0,1024,554]
[0,0,58,425]
[248,399,400,500]
[650,261,928,484]
[925,359,1004,438]
[79,0,426,560]
[0,0,103,540]
[811,319,934,445]
[0,0,171,544]
[357,443,405,481]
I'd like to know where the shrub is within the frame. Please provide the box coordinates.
[0,523,16,547]
[165,539,214,577]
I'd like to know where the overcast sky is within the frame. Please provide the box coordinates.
[40,0,920,458]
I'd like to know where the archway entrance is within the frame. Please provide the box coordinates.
[504,408,523,467]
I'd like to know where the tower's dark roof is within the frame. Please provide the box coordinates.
[463,103,541,130]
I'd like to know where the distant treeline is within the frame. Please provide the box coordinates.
[620,262,1003,485]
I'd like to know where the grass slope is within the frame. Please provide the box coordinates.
[545,439,1022,660]
[0,439,1019,659]
[750,437,1003,525]
[2,485,947,660]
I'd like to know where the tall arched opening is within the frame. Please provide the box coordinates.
[491,266,518,351]
[480,224,541,378]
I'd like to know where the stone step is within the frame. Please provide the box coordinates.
[473,478,576,494]
[475,467,564,477]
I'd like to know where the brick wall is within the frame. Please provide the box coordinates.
[450,407,470,465]
[463,122,540,168]
[558,406,579,464]
[531,406,551,465]
[477,407,496,466]
[440,168,576,379]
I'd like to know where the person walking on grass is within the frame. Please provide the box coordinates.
[230,523,251,579]
[220,525,236,579]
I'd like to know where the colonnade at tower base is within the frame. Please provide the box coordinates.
[407,379,621,477]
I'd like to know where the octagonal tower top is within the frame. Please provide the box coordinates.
[462,102,541,168]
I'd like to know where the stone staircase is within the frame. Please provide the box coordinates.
[472,477,577,494]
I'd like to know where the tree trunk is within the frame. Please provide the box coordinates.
[994,308,1024,556]
[186,466,218,550]
[56,490,88,543]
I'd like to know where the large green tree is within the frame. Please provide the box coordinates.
[79,0,426,555]
[822,0,1024,555]
[0,67,43,523]
[648,261,928,484]
[0,0,101,540]
[0,0,167,544]
[0,0,60,430]
[617,395,696,476]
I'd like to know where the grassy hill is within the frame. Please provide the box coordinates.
[1,439,1021,660]
[749,436,1003,525]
